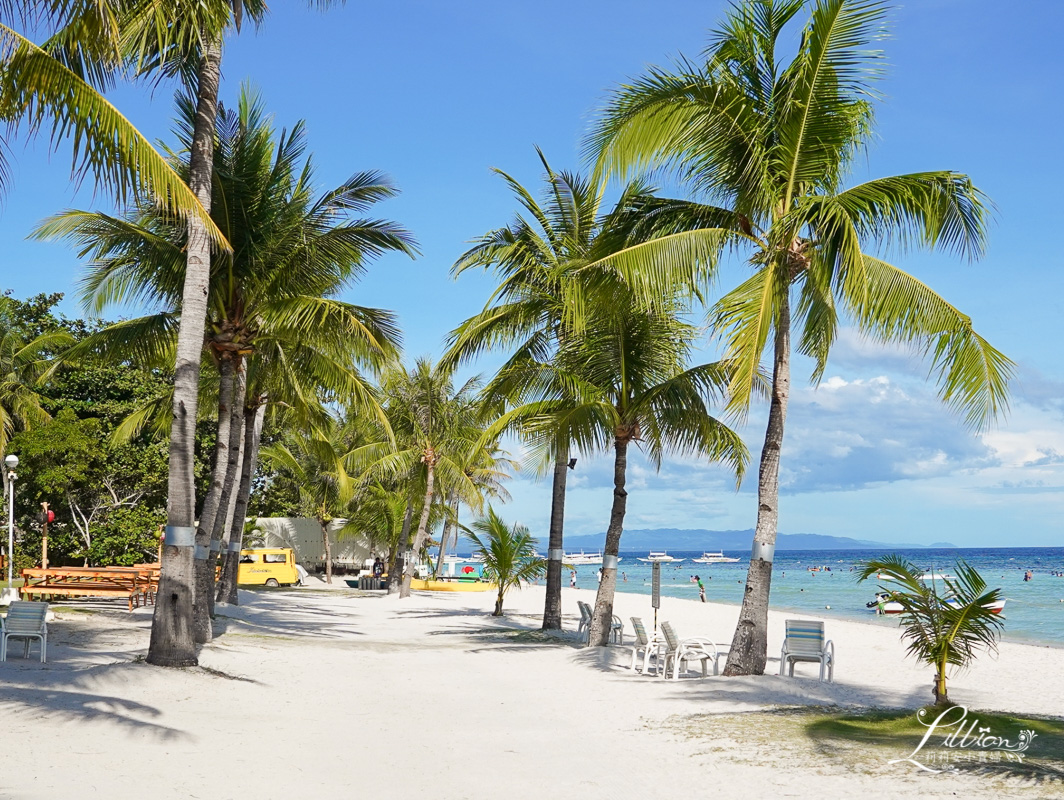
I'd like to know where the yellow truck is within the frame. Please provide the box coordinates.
[237,548,301,587]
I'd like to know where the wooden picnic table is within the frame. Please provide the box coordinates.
[19,566,159,611]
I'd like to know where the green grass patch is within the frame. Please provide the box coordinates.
[805,707,1064,778]
[48,605,99,615]
[673,706,1064,783]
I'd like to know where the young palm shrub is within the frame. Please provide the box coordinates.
[858,556,1004,706]
[467,507,546,616]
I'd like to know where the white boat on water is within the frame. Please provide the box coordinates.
[868,592,1006,616]
[692,551,740,564]
[564,551,607,565]
[637,551,685,563]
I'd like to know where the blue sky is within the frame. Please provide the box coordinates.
[2,1,1062,547]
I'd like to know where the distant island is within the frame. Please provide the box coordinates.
[552,528,957,552]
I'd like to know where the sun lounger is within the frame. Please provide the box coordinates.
[1,600,49,662]
[659,621,721,679]
[629,617,664,674]
[577,600,623,644]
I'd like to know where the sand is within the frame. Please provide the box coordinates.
[1,580,1061,799]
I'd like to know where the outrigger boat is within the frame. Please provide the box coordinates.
[637,551,684,563]
[867,591,1006,615]
[692,551,740,564]
[564,551,608,566]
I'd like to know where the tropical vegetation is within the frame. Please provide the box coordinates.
[857,556,1005,706]
[0,0,1014,682]
[588,0,1011,672]
[467,507,546,616]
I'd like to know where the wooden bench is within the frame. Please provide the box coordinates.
[20,567,157,611]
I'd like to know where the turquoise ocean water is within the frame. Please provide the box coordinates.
[557,547,1064,647]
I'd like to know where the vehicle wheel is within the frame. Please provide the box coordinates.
[265,578,279,588]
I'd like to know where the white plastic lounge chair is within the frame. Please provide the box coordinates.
[629,617,664,674]
[659,621,721,679]
[577,600,623,644]
[779,619,834,682]
[577,600,592,639]
[1,600,49,662]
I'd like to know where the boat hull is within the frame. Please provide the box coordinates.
[409,579,496,593]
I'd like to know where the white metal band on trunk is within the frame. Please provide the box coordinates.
[193,545,209,561]
[209,539,221,552]
[163,525,196,547]
[751,542,775,563]
[228,540,242,552]
[602,555,619,570]
[548,549,564,561]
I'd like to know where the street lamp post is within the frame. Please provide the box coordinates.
[4,453,18,597]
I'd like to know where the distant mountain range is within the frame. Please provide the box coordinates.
[553,528,956,551]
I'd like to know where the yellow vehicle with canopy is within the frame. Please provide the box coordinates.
[237,548,301,587]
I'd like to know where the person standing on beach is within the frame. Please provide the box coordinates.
[570,570,577,588]
[696,575,706,602]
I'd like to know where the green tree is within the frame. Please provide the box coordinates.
[0,2,223,239]
[446,151,711,630]
[117,0,337,667]
[10,408,168,566]
[372,359,487,599]
[260,416,360,584]
[0,312,67,457]
[547,283,746,646]
[858,556,1004,706]
[39,86,413,634]
[468,506,545,616]
[590,0,1011,672]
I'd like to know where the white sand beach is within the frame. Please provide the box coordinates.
[1,582,1061,799]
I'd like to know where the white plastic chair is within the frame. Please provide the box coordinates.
[1,600,49,662]
[577,601,592,640]
[629,617,654,673]
[659,621,721,679]
[577,600,623,644]
[779,619,834,682]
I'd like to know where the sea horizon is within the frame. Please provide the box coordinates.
[449,546,1064,647]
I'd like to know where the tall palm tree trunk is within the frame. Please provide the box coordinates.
[400,460,435,598]
[199,358,246,636]
[191,352,235,643]
[588,438,628,646]
[320,515,333,584]
[723,289,791,676]
[387,501,413,594]
[542,444,569,630]
[433,490,458,577]
[218,400,265,605]
[148,39,222,668]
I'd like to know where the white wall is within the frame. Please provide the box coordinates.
[253,518,378,567]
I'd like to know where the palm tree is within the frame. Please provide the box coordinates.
[858,556,1004,706]
[518,281,747,646]
[39,87,413,634]
[371,359,486,599]
[260,417,362,584]
[446,151,711,630]
[0,321,71,459]
[433,437,515,577]
[590,0,1012,672]
[468,506,546,616]
[0,2,224,243]
[117,0,342,667]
